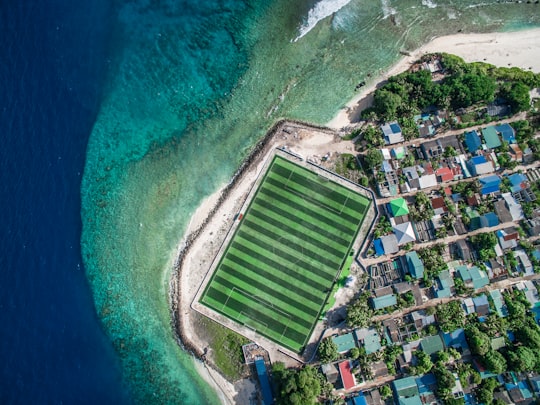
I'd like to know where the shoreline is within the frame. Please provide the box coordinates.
[169,27,540,404]
[327,27,540,129]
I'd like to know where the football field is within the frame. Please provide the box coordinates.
[200,155,370,352]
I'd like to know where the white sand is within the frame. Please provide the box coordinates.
[327,28,540,129]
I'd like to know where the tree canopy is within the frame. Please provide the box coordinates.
[436,301,465,333]
[317,337,338,363]
[346,293,373,328]
[272,363,322,405]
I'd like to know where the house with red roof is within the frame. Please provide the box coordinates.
[338,360,357,390]
[436,167,453,183]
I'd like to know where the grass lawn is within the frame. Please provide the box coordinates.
[200,155,370,353]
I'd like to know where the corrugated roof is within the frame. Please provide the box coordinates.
[332,333,357,353]
[482,126,502,149]
[465,130,482,152]
[255,359,274,405]
[339,360,356,390]
[495,123,515,144]
[389,197,409,217]
[420,335,445,355]
[393,376,419,397]
[406,251,424,279]
[371,294,397,310]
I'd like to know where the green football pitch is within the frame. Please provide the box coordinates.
[200,154,370,353]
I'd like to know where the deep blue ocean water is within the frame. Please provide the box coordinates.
[0,1,130,403]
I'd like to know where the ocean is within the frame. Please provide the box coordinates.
[2,0,540,403]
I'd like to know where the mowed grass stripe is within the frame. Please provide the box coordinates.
[202,294,304,352]
[213,275,314,328]
[256,187,354,239]
[205,285,309,340]
[222,253,325,305]
[260,178,355,232]
[201,289,306,349]
[235,230,336,281]
[243,214,346,260]
[226,246,327,297]
[216,264,320,316]
[273,158,369,212]
[240,219,341,269]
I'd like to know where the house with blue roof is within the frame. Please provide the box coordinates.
[479,175,501,195]
[405,251,424,279]
[495,123,516,144]
[482,126,502,149]
[508,172,528,193]
[479,212,499,228]
[255,358,274,405]
[472,294,490,316]
[468,155,495,176]
[381,122,404,145]
[392,377,422,405]
[442,328,469,352]
[465,130,482,153]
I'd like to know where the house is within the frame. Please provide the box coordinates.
[509,144,523,162]
[371,294,397,310]
[472,294,490,316]
[388,197,410,217]
[525,217,540,237]
[393,222,417,246]
[495,123,516,144]
[514,250,534,275]
[469,266,489,290]
[255,359,274,405]
[486,258,507,281]
[462,297,475,315]
[430,197,448,215]
[442,328,469,352]
[456,265,472,283]
[509,173,529,193]
[332,332,357,354]
[383,318,400,344]
[468,155,495,176]
[465,130,482,153]
[321,363,340,384]
[482,126,502,149]
[502,192,524,220]
[339,360,357,390]
[497,227,519,250]
[392,146,407,160]
[454,239,473,262]
[392,376,422,405]
[490,289,508,317]
[355,328,381,354]
[434,270,454,298]
[405,251,424,279]
[516,280,540,307]
[411,310,435,329]
[420,136,462,159]
[381,122,404,145]
[380,234,399,255]
[479,175,501,195]
[479,212,499,228]
[494,199,513,223]
[435,167,453,183]
[420,335,445,356]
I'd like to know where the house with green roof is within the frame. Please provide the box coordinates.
[406,251,424,279]
[455,265,471,282]
[354,328,382,354]
[434,270,453,298]
[482,126,502,149]
[420,335,445,356]
[332,332,357,354]
[392,377,422,405]
[388,197,409,217]
[371,294,397,310]
[469,266,489,290]
[489,289,508,317]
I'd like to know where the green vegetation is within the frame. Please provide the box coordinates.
[380,385,392,399]
[436,301,465,333]
[346,292,373,328]
[317,337,338,363]
[418,244,448,279]
[272,363,322,405]
[201,155,370,352]
[470,232,497,261]
[196,315,249,380]
[410,350,433,375]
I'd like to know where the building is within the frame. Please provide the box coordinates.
[255,358,275,405]
[381,122,404,145]
[392,376,422,405]
[454,239,473,262]
[388,197,410,218]
[371,294,397,310]
[514,250,534,275]
[468,156,495,176]
[434,270,454,298]
[406,251,425,279]
[379,234,399,255]
[479,175,501,195]
[411,310,436,330]
[321,363,340,384]
[465,130,482,153]
[332,332,357,354]
[497,227,519,250]
[469,266,489,290]
[354,328,382,354]
[482,126,502,149]
[420,335,445,356]
[489,289,508,317]
[472,294,490,316]
[494,199,513,223]
[435,167,453,183]
[502,192,524,220]
[420,136,462,160]
[495,123,516,144]
[338,360,357,390]
[393,222,417,246]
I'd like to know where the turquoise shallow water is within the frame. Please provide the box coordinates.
[81,0,540,402]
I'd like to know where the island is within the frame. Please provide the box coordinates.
[171,30,540,405]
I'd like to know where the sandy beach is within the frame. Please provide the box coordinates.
[172,27,540,404]
[327,28,540,129]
